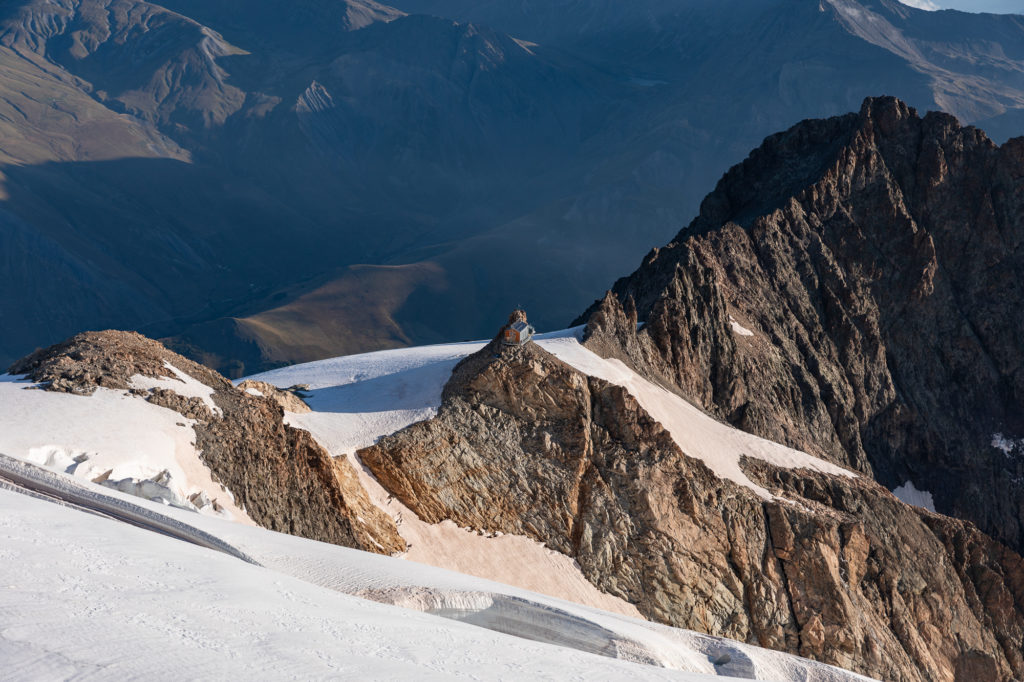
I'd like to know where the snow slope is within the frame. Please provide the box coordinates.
[248,340,487,456]
[537,334,856,499]
[129,361,222,416]
[0,486,684,680]
[0,454,873,681]
[0,374,249,521]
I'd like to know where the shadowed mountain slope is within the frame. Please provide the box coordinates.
[2,0,1024,375]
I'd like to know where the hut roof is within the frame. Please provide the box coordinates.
[510,321,533,334]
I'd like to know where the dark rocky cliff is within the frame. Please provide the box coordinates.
[576,96,1024,556]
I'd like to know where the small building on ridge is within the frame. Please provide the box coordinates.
[502,320,535,346]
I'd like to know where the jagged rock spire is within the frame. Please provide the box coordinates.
[507,309,528,325]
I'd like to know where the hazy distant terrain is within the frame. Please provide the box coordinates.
[2,0,1023,375]
[906,0,1024,11]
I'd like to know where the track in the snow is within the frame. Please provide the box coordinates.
[0,452,258,565]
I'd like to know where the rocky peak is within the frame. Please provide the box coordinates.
[439,309,544,401]
[235,379,312,414]
[576,96,1024,556]
[581,291,667,382]
[506,308,528,325]
[8,330,403,554]
[443,311,587,419]
[10,330,226,397]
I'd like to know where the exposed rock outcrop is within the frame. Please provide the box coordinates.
[576,97,1024,556]
[236,379,312,413]
[9,331,403,554]
[360,315,1024,682]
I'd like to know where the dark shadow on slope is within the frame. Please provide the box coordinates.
[0,155,374,366]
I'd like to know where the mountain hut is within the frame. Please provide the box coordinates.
[502,320,535,346]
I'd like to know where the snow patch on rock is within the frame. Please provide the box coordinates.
[892,480,937,512]
[538,337,855,499]
[992,433,1022,456]
[130,361,222,416]
[0,374,248,522]
[729,315,755,337]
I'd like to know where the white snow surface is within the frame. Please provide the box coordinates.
[892,481,937,512]
[129,360,222,416]
[0,456,873,681]
[537,336,855,499]
[251,340,487,456]
[992,432,1022,456]
[0,374,249,522]
[729,316,756,337]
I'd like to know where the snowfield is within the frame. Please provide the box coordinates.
[0,374,249,522]
[0,454,873,681]
[250,340,488,456]
[0,330,877,680]
[0,479,679,680]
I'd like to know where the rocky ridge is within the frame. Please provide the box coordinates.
[359,314,1024,682]
[576,96,1024,557]
[8,330,404,554]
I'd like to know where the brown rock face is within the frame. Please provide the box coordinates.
[360,321,1024,681]
[576,97,1024,555]
[236,379,312,414]
[8,330,403,554]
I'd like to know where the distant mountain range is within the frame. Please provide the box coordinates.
[1,0,1024,375]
